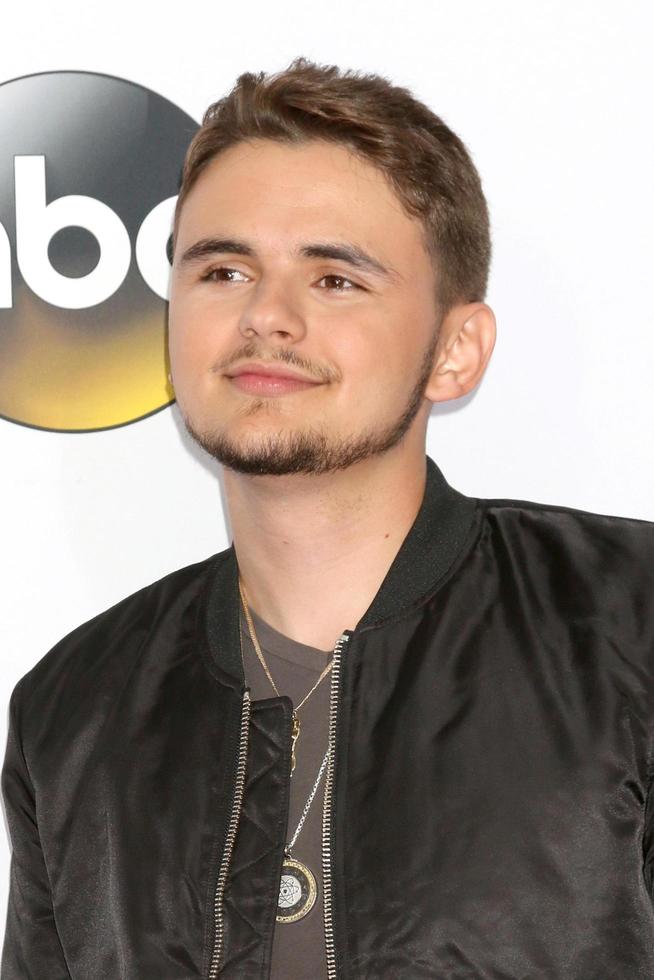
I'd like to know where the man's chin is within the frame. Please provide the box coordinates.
[180,365,429,475]
[180,419,401,477]
[181,421,332,475]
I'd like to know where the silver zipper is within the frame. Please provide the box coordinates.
[322,632,350,980]
[207,689,252,979]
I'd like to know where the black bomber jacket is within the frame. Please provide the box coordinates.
[3,455,654,979]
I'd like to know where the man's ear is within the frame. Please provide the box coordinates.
[425,302,496,403]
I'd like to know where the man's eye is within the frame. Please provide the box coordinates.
[201,266,248,283]
[317,274,360,291]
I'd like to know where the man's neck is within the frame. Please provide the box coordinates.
[223,440,428,652]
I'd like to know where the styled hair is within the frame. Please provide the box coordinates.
[172,57,491,316]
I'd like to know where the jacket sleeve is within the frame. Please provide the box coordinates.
[0,676,71,978]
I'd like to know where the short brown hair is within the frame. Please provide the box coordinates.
[172,57,491,316]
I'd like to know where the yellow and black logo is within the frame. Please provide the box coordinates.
[0,70,198,432]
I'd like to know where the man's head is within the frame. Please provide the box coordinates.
[168,57,496,476]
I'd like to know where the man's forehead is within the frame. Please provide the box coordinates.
[176,139,432,274]
[186,138,409,219]
[200,136,382,180]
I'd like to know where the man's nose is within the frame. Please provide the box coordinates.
[238,278,307,344]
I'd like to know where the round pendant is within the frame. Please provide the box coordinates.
[276,857,317,923]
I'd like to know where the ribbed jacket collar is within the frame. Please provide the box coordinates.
[204,455,479,689]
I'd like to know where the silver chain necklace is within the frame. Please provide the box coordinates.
[239,579,331,924]
[277,746,331,923]
[287,746,330,853]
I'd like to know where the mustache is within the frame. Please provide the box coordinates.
[212,340,340,384]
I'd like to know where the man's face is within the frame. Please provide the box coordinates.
[168,138,443,475]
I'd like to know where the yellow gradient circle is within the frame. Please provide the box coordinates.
[0,71,198,432]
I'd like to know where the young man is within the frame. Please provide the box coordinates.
[2,57,654,980]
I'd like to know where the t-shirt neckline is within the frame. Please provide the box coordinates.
[239,604,333,672]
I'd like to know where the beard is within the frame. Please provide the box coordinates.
[179,329,439,476]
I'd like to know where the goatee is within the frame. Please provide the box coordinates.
[180,330,439,476]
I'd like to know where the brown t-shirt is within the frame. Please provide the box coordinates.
[239,605,332,979]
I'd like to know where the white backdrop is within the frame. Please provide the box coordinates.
[1,0,653,941]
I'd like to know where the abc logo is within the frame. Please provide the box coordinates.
[0,71,198,432]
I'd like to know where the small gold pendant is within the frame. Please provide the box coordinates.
[290,714,301,773]
[276,857,317,923]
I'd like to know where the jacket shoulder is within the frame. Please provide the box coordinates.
[477,492,654,546]
[12,549,230,708]
[474,493,654,617]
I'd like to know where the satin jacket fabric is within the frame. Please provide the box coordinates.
[2,456,654,979]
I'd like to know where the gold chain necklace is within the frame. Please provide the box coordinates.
[238,578,333,773]
[238,577,334,923]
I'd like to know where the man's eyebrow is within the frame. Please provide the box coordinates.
[178,237,401,282]
[179,238,254,265]
[300,242,400,282]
